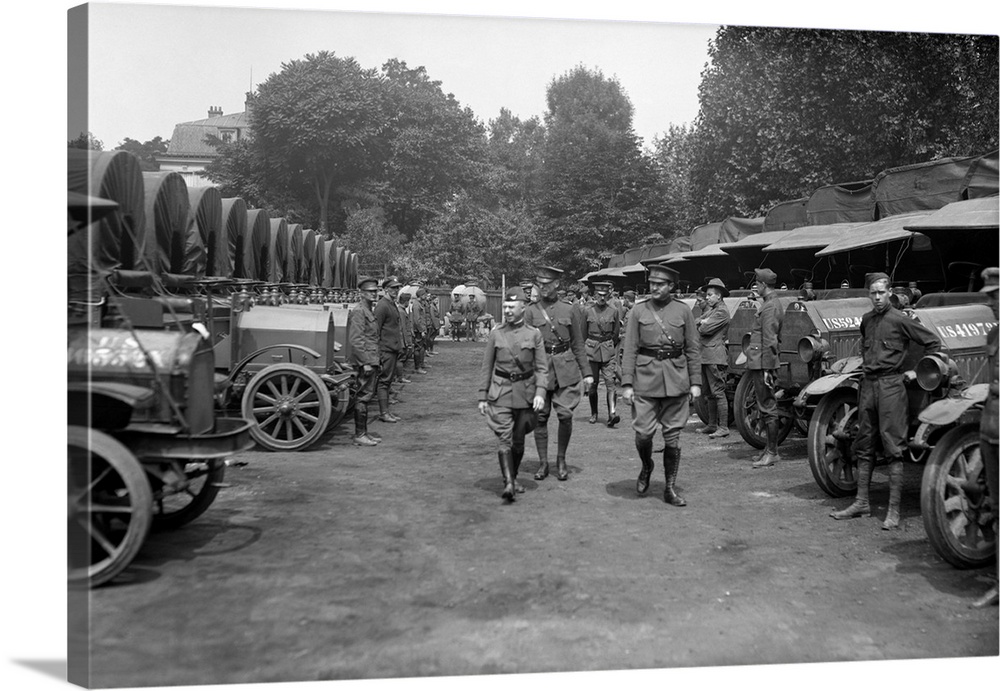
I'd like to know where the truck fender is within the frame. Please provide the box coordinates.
[916,383,989,426]
[800,371,862,400]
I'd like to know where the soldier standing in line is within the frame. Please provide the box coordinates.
[620,263,701,505]
[584,281,623,428]
[347,277,382,446]
[392,291,414,405]
[478,289,549,502]
[525,265,593,481]
[425,290,440,357]
[374,276,404,423]
[696,278,731,438]
[465,278,483,342]
[410,287,429,375]
[829,272,941,529]
[448,289,466,341]
[974,266,998,607]
[746,268,786,468]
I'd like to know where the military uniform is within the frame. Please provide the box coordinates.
[746,268,786,467]
[425,294,440,354]
[478,292,549,500]
[465,279,483,342]
[621,263,701,505]
[448,297,466,341]
[347,278,382,445]
[524,265,591,481]
[831,272,941,528]
[975,268,998,607]
[696,278,731,437]
[410,290,427,373]
[374,277,404,422]
[584,282,622,427]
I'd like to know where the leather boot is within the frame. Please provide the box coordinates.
[752,419,781,468]
[498,450,515,501]
[588,390,599,423]
[511,445,526,494]
[882,459,904,530]
[555,418,572,480]
[635,433,654,495]
[662,446,686,506]
[533,424,550,480]
[709,396,730,437]
[699,404,718,435]
[606,392,620,428]
[830,459,872,519]
[352,404,378,446]
[376,389,398,423]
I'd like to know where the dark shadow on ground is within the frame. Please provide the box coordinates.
[11,659,65,681]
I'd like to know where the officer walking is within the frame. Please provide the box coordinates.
[974,266,998,607]
[620,263,702,505]
[746,268,785,468]
[477,289,548,502]
[584,281,622,427]
[374,276,404,423]
[696,278,731,438]
[347,277,382,446]
[525,265,593,481]
[829,272,941,529]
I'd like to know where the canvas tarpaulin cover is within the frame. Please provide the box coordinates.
[763,198,808,233]
[220,198,246,278]
[806,180,874,225]
[185,186,221,278]
[243,209,271,280]
[67,148,147,301]
[287,224,304,283]
[816,211,931,256]
[267,218,289,283]
[763,222,868,252]
[961,150,999,200]
[872,155,982,219]
[301,230,317,285]
[142,171,190,277]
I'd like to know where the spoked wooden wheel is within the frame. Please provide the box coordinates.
[807,389,859,498]
[733,373,793,449]
[242,364,332,451]
[149,459,226,531]
[921,424,996,569]
[67,426,153,588]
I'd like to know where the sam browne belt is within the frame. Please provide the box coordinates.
[638,345,684,360]
[545,342,570,354]
[495,368,534,382]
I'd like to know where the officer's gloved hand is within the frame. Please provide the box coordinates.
[903,369,917,384]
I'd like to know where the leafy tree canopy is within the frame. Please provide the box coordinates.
[68,131,103,150]
[114,136,169,171]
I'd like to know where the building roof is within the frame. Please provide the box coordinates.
[164,112,250,158]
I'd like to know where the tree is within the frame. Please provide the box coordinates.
[115,136,169,171]
[536,65,663,277]
[482,108,546,210]
[651,124,701,233]
[68,131,102,150]
[374,59,488,240]
[339,206,406,272]
[249,51,391,236]
[690,27,999,219]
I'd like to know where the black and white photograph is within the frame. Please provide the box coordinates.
[4,1,1000,690]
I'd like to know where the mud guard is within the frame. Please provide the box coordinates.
[916,383,989,425]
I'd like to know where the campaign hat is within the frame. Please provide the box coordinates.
[699,277,730,297]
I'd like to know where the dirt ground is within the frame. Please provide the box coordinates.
[80,338,998,688]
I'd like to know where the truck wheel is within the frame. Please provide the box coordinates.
[150,459,225,531]
[68,426,153,588]
[807,389,859,497]
[242,364,332,451]
[921,424,996,569]
[733,373,792,449]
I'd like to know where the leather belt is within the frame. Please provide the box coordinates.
[589,336,614,344]
[495,368,533,382]
[863,371,903,380]
[638,346,683,360]
[545,342,570,354]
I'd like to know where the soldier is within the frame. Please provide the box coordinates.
[374,275,405,423]
[584,281,622,427]
[525,265,593,481]
[519,278,535,301]
[393,291,414,403]
[410,287,429,375]
[973,266,998,607]
[620,263,702,505]
[829,272,942,529]
[448,289,466,341]
[425,290,440,356]
[465,278,483,342]
[746,268,786,468]
[347,277,382,446]
[696,278,731,438]
[477,289,549,502]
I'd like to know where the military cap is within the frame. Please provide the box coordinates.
[383,275,402,289]
[398,291,411,301]
[865,272,890,289]
[534,265,564,283]
[591,281,613,295]
[699,277,730,297]
[980,267,999,293]
[647,263,680,284]
[357,277,379,291]
[753,268,778,286]
[623,290,636,300]
[518,278,534,287]
[503,289,527,302]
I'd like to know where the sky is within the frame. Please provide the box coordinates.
[4,3,999,691]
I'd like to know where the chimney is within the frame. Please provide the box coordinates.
[208,106,223,118]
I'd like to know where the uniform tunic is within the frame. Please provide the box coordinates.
[621,297,702,442]
[374,295,403,391]
[477,320,548,449]
[698,300,731,407]
[853,306,941,460]
[347,301,379,403]
[524,296,589,421]
[745,292,785,422]
[585,302,621,389]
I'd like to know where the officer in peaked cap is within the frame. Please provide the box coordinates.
[584,281,623,427]
[696,278,731,438]
[464,277,483,342]
[373,276,405,423]
[829,271,941,530]
[519,278,535,301]
[477,288,548,502]
[620,263,701,506]
[347,277,383,446]
[973,267,999,607]
[524,264,592,481]
[745,267,785,468]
